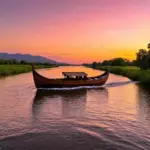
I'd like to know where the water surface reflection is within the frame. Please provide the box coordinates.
[137,86,150,123]
[1,66,150,150]
[32,88,108,120]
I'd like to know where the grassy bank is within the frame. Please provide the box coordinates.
[94,66,150,85]
[0,65,55,77]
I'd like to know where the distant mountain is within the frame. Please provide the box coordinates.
[0,53,64,64]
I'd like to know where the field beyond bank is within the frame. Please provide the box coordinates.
[93,66,150,85]
[0,65,55,77]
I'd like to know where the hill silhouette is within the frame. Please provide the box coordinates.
[0,53,64,64]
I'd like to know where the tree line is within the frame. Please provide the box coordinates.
[0,59,57,66]
[84,43,150,70]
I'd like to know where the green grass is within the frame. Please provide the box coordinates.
[0,65,55,77]
[95,66,150,85]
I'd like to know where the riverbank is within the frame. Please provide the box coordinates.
[93,66,150,85]
[0,65,56,77]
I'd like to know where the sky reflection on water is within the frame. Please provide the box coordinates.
[0,66,150,150]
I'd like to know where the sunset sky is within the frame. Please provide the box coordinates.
[0,0,150,63]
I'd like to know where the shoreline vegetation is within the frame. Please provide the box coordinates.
[0,64,57,77]
[84,43,150,86]
[92,66,150,85]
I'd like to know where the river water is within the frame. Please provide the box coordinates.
[0,66,150,150]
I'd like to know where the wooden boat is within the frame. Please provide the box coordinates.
[32,65,109,88]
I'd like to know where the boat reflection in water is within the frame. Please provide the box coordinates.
[32,89,87,120]
[61,90,86,118]
[32,88,108,120]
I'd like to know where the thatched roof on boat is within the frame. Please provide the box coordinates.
[62,72,88,77]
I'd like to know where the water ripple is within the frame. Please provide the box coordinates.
[0,67,150,150]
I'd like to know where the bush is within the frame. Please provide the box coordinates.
[97,66,150,85]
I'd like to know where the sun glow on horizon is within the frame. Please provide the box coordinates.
[0,0,150,63]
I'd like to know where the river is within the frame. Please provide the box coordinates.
[0,66,150,150]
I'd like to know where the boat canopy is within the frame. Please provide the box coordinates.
[62,72,88,77]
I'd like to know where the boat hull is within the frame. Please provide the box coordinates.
[32,68,109,89]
